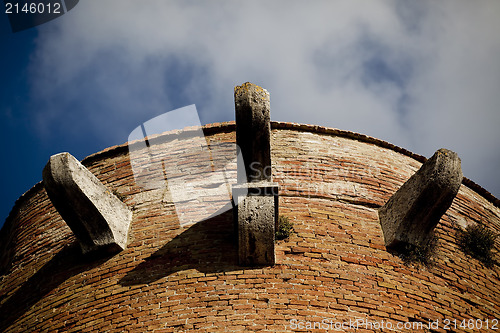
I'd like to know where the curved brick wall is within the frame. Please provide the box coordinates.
[0,121,499,332]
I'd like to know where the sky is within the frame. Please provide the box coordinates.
[0,0,499,229]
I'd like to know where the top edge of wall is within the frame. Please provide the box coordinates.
[2,121,498,234]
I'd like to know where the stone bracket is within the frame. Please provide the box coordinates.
[42,152,133,254]
[233,82,278,266]
[232,182,279,266]
[234,82,272,184]
[379,148,463,249]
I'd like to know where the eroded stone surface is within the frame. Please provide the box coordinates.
[379,148,463,249]
[234,82,271,183]
[233,82,277,266]
[233,183,278,266]
[42,152,132,253]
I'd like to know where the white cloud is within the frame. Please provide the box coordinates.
[29,0,500,196]
[403,1,500,192]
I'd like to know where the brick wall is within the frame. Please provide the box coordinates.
[0,121,499,332]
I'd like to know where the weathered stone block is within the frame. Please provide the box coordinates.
[234,82,271,183]
[233,182,279,266]
[379,148,463,249]
[42,153,132,254]
[233,82,278,266]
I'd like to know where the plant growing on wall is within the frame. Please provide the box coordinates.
[276,215,293,240]
[397,235,438,267]
[457,224,497,268]
[112,189,127,202]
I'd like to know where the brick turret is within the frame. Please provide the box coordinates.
[0,120,499,332]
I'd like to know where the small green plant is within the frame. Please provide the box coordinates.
[112,189,126,202]
[457,224,497,268]
[276,215,293,240]
[397,236,437,267]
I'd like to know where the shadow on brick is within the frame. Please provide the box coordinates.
[119,209,243,286]
[0,242,114,332]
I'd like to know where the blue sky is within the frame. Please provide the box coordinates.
[1,1,499,229]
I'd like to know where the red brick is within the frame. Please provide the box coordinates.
[0,121,498,333]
